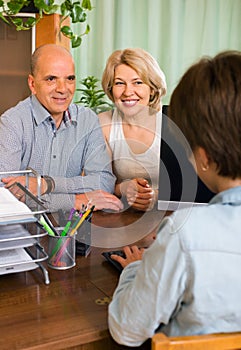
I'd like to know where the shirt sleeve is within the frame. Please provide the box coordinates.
[0,104,116,195]
[52,115,116,194]
[0,112,25,171]
[108,216,189,347]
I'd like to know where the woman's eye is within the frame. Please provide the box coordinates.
[115,81,124,86]
[135,81,143,85]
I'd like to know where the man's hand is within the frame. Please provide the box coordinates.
[1,176,47,200]
[111,245,146,269]
[75,190,124,212]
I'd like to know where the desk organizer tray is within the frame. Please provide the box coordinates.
[0,170,50,284]
[0,243,48,275]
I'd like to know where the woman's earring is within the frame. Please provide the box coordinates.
[201,163,209,171]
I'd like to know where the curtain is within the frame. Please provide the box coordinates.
[71,0,241,104]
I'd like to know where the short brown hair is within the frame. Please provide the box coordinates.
[169,50,241,178]
[101,48,166,112]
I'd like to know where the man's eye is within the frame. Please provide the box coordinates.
[68,76,76,81]
[46,76,55,82]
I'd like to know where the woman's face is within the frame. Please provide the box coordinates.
[112,64,152,116]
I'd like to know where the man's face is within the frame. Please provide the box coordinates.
[28,48,76,122]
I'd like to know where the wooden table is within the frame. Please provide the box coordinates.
[0,208,166,350]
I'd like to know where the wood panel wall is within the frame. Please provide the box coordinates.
[36,14,70,50]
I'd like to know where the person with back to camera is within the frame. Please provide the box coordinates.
[0,44,123,213]
[99,48,167,211]
[107,51,241,346]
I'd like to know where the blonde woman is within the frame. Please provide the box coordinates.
[99,48,166,211]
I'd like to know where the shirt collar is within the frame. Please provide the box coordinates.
[30,95,50,125]
[210,186,241,206]
[30,95,77,127]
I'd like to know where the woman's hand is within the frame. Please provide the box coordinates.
[119,178,157,211]
[111,245,146,268]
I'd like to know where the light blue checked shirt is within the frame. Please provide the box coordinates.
[0,95,116,210]
[109,186,241,346]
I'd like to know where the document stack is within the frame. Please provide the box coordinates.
[0,178,50,284]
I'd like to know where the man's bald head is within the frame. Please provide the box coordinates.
[30,44,74,76]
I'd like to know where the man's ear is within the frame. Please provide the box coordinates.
[28,74,36,94]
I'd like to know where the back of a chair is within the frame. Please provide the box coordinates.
[152,332,241,350]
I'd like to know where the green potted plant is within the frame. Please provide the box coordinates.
[0,0,93,48]
[75,76,113,114]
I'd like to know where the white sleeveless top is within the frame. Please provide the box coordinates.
[108,109,162,189]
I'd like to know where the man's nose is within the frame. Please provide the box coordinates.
[56,79,67,92]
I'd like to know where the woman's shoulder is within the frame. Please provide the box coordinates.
[98,110,114,140]
[98,110,113,126]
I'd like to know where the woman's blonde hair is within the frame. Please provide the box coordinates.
[101,48,166,112]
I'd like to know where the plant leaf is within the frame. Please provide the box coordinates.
[0,13,10,24]
[0,0,93,49]
[70,6,86,23]
[71,36,82,48]
[81,0,93,11]
[60,25,73,38]
[6,0,29,15]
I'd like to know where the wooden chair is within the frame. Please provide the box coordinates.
[152,332,241,350]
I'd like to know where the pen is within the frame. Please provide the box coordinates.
[68,205,95,237]
[85,210,93,223]
[42,212,59,236]
[50,206,95,261]
[67,211,83,235]
[53,207,94,264]
[60,208,77,236]
[39,215,56,236]
[49,209,79,258]
[68,207,77,221]
[60,221,71,236]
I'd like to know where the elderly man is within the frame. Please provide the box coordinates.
[0,44,123,212]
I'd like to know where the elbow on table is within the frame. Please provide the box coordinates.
[108,313,147,347]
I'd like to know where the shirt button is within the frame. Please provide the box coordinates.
[53,155,56,159]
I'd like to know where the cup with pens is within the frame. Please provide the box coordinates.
[39,204,94,270]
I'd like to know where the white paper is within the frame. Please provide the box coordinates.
[0,188,35,224]
[0,248,38,275]
[0,224,35,250]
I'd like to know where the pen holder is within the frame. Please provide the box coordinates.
[47,229,76,270]
[75,217,91,257]
[52,208,92,258]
